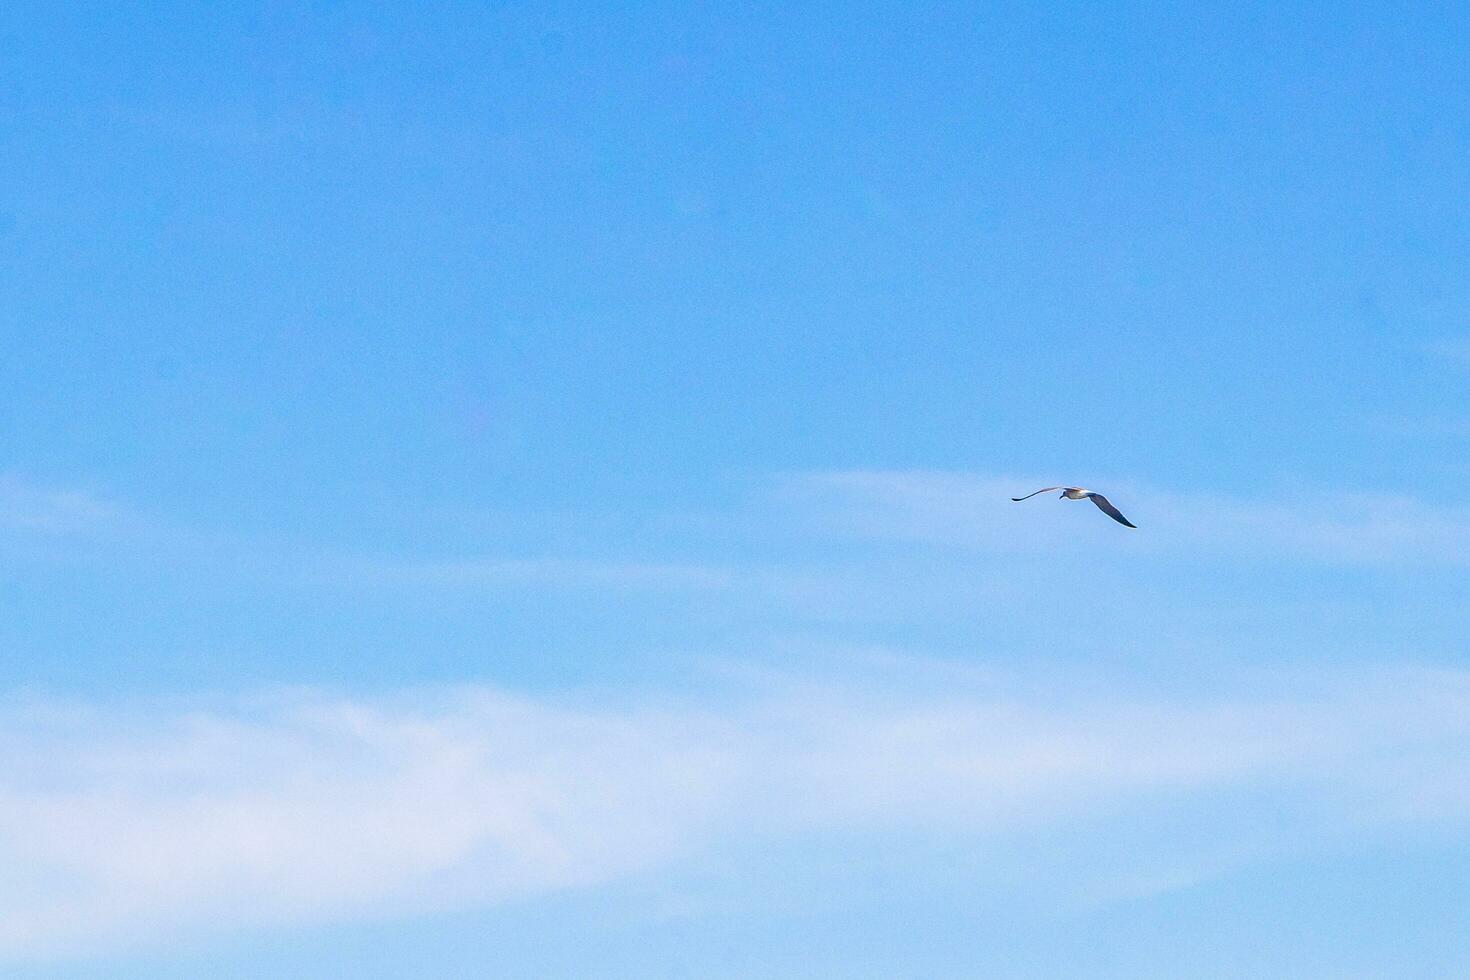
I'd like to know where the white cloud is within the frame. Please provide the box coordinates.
[0,689,736,958]
[3,662,1470,961]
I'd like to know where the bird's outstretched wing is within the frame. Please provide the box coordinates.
[1011,486,1064,502]
[1086,492,1136,528]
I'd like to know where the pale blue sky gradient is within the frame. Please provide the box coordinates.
[3,2,1470,976]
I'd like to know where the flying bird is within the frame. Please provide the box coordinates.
[1011,487,1137,528]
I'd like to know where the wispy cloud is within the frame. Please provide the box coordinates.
[3,661,1469,961]
[0,476,117,534]
[785,470,1470,566]
[11,467,1470,618]
[0,476,735,596]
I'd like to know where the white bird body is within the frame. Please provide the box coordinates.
[1011,485,1137,528]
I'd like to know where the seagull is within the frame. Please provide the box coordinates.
[1011,486,1137,528]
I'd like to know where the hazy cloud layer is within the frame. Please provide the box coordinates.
[3,661,1469,961]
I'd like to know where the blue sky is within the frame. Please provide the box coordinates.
[3,1,1470,976]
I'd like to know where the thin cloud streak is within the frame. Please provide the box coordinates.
[787,470,1470,566]
[2,662,1469,961]
[0,477,736,596]
[0,476,117,534]
[17,468,1470,600]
